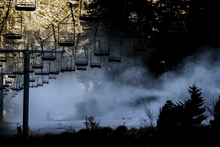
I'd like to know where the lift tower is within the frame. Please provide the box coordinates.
[0,47,63,137]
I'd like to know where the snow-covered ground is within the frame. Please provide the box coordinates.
[0,117,141,136]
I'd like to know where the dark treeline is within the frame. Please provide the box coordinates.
[1,83,220,146]
[148,83,220,147]
[84,0,220,74]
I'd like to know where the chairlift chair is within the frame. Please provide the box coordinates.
[49,59,60,74]
[10,78,20,91]
[49,74,56,79]
[58,22,75,46]
[30,80,37,88]
[29,79,35,82]
[94,39,109,56]
[4,89,10,92]
[42,75,49,84]
[5,79,13,84]
[90,49,101,68]
[94,24,110,56]
[8,75,16,78]
[77,66,86,71]
[75,42,88,66]
[61,56,75,72]
[40,24,57,59]
[37,76,43,87]
[12,57,24,75]
[109,30,122,62]
[41,49,56,61]
[31,54,43,69]
[3,84,10,88]
[41,39,57,61]
[35,65,49,75]
[15,0,36,11]
[6,9,22,39]
[11,87,22,92]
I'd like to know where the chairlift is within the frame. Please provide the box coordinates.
[40,25,58,60]
[11,77,21,91]
[32,64,43,69]
[49,59,60,75]
[90,49,101,68]
[4,89,9,92]
[12,56,24,75]
[94,24,110,56]
[58,14,75,46]
[15,0,36,11]
[35,64,49,75]
[42,75,49,84]
[5,80,13,84]
[31,54,43,69]
[109,30,122,62]
[11,87,22,92]
[94,39,109,56]
[8,75,16,78]
[29,79,35,82]
[19,85,24,89]
[3,84,10,88]
[61,56,75,72]
[41,49,56,61]
[49,74,56,79]
[6,9,22,39]
[42,62,50,75]
[77,66,86,71]
[37,76,43,87]
[30,80,37,88]
[75,43,88,66]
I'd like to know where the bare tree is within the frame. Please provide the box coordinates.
[139,98,156,128]
[205,96,218,116]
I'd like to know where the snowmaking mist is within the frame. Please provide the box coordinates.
[4,43,220,127]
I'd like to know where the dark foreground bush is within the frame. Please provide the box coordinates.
[0,126,155,147]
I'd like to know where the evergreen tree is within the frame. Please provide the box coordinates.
[182,83,207,127]
[156,100,179,130]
